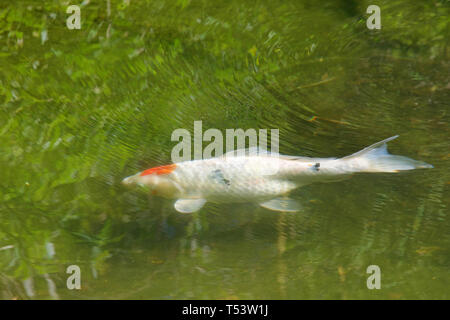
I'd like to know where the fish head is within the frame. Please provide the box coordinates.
[122,164,179,198]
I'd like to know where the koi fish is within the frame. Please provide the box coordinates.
[122,136,432,213]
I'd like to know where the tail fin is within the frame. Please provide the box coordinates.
[342,135,433,173]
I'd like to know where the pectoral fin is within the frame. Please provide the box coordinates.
[174,199,207,213]
[259,198,301,212]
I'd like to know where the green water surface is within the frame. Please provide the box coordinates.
[0,0,449,299]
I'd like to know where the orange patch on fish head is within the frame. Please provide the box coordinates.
[140,164,177,177]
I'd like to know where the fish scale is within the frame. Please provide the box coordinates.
[171,157,299,202]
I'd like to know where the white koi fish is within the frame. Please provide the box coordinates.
[122,135,432,213]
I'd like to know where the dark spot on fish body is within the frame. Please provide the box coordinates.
[314,163,320,171]
[209,169,231,186]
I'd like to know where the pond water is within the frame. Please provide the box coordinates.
[0,0,448,299]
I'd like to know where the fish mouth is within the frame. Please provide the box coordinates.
[121,175,152,193]
[121,176,135,186]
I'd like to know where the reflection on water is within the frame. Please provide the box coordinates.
[0,0,448,299]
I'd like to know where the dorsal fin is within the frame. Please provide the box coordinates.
[342,135,399,160]
[221,147,274,158]
[221,147,306,160]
